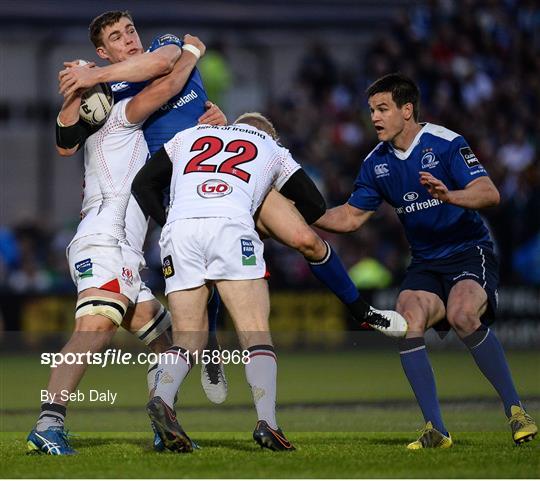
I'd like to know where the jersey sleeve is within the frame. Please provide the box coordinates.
[163,133,182,162]
[348,159,383,211]
[274,148,302,191]
[148,33,183,52]
[118,98,144,129]
[448,136,488,189]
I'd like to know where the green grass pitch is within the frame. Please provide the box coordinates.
[1,350,539,478]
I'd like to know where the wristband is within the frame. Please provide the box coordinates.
[182,44,201,59]
[56,122,83,149]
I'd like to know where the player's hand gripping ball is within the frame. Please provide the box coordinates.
[77,60,114,126]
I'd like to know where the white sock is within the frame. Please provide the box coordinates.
[147,362,159,398]
[245,345,278,429]
[153,346,191,408]
[36,402,66,431]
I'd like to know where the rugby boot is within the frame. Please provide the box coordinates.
[347,297,408,337]
[365,307,408,338]
[146,396,193,453]
[27,427,76,455]
[508,405,537,445]
[201,356,228,404]
[407,421,453,449]
[253,420,295,451]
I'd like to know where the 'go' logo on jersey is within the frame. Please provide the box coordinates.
[197,179,233,198]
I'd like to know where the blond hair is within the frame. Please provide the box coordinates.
[233,112,278,140]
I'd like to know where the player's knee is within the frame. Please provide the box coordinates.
[295,228,324,259]
[74,315,117,333]
[132,305,172,348]
[397,297,427,335]
[447,307,480,332]
[402,312,426,336]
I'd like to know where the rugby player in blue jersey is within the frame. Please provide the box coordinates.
[316,73,537,448]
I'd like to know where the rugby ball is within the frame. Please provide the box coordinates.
[77,60,114,126]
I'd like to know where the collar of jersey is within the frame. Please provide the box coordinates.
[389,122,428,160]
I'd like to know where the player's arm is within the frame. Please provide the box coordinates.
[125,35,205,124]
[55,89,97,156]
[278,169,326,225]
[424,137,501,209]
[315,203,374,233]
[419,172,500,209]
[315,157,380,232]
[131,147,172,227]
[59,44,182,96]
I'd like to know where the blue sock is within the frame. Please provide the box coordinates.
[207,288,220,334]
[399,337,447,435]
[461,325,520,417]
[308,242,360,304]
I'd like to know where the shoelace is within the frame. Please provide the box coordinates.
[204,361,223,385]
[509,411,533,426]
[365,310,391,328]
[50,428,75,447]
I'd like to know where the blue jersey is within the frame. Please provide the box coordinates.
[348,123,492,260]
[111,34,208,155]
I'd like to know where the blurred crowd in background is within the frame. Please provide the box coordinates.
[1,0,539,297]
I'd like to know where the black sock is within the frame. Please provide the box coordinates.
[346,297,371,321]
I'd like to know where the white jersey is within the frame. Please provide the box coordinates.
[164,123,301,224]
[70,98,149,252]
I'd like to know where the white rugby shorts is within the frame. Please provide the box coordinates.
[67,233,154,304]
[159,217,266,294]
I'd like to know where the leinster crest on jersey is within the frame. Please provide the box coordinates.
[421,151,439,169]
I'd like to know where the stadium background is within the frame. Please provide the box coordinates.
[0,1,539,477]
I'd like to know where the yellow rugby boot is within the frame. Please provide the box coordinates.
[407,421,453,449]
[508,405,537,445]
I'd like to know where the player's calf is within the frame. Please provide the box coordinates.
[292,227,327,261]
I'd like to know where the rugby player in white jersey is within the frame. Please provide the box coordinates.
[132,113,299,452]
[27,35,207,456]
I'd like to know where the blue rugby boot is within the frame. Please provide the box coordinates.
[152,422,165,452]
[27,427,76,455]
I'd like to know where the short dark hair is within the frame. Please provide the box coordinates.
[366,73,420,121]
[89,10,133,48]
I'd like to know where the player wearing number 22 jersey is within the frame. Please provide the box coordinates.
[136,121,300,291]
[132,113,298,452]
